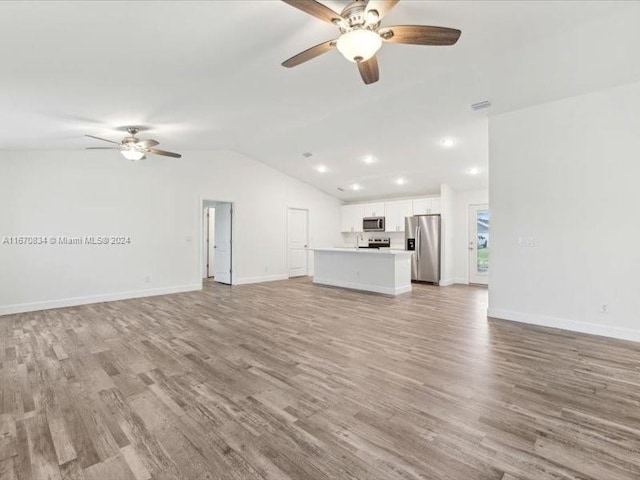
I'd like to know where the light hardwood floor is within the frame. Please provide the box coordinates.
[1,279,639,480]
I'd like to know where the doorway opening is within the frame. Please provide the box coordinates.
[468,204,489,285]
[287,207,309,278]
[203,200,233,285]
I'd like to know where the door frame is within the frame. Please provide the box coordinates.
[287,207,309,278]
[200,198,235,285]
[206,206,215,278]
[468,203,489,285]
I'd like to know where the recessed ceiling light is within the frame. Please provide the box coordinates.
[362,155,376,164]
[395,177,407,185]
[302,152,313,158]
[351,183,362,191]
[314,164,327,173]
[467,167,480,175]
[441,138,455,148]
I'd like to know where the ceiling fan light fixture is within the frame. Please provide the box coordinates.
[365,9,379,24]
[121,148,145,161]
[336,29,382,63]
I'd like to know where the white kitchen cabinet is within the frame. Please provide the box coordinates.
[341,204,365,232]
[430,197,441,214]
[413,197,441,215]
[363,202,385,218]
[384,200,413,232]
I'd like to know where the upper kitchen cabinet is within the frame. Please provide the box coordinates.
[385,200,413,232]
[341,204,365,232]
[412,197,441,215]
[363,202,385,218]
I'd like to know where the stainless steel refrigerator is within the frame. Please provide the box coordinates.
[405,214,441,284]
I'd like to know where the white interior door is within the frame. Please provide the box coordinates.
[288,208,308,278]
[214,203,232,284]
[469,204,490,285]
[207,207,215,278]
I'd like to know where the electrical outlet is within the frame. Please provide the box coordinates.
[145,276,151,284]
[600,304,609,314]
[518,237,538,248]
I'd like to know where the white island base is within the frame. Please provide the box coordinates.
[313,248,413,295]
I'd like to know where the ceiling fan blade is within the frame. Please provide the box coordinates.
[357,56,380,85]
[365,0,399,22]
[281,0,342,25]
[380,25,461,46]
[86,147,121,150]
[85,134,121,145]
[146,148,182,159]
[282,39,336,68]
[135,139,159,148]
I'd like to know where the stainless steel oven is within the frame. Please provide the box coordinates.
[363,217,385,232]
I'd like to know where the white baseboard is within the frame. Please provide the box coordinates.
[454,277,469,285]
[0,284,203,316]
[439,278,455,286]
[488,308,640,343]
[313,278,411,296]
[234,274,289,286]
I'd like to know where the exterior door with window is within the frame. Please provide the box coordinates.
[469,205,489,285]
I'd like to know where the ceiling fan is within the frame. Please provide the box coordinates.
[281,0,461,85]
[85,127,182,161]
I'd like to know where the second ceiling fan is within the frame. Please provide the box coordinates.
[281,0,461,85]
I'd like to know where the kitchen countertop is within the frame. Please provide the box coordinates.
[313,248,412,256]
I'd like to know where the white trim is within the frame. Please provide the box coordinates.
[234,274,289,286]
[439,278,455,287]
[313,278,412,296]
[0,284,202,316]
[454,277,469,285]
[488,308,640,343]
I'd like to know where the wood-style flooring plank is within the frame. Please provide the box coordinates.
[0,278,639,479]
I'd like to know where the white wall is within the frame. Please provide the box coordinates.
[439,184,456,286]
[489,81,640,342]
[0,150,342,314]
[453,189,489,284]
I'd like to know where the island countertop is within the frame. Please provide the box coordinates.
[312,247,412,256]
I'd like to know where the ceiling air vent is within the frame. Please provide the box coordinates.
[302,152,313,158]
[470,100,491,111]
[337,187,346,192]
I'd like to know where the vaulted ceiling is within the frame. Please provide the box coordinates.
[1,1,639,200]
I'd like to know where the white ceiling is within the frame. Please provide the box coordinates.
[1,1,639,200]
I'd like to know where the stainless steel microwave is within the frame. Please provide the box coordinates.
[363,217,385,232]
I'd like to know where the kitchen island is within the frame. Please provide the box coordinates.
[312,248,413,295]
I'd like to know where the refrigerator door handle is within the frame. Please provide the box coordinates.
[416,226,421,260]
